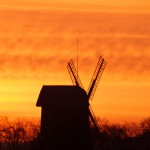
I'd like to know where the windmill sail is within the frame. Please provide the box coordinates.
[67,59,83,89]
[67,56,106,136]
[87,56,106,101]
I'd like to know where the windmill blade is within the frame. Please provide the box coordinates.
[87,56,106,101]
[89,105,101,133]
[67,57,106,135]
[67,59,83,89]
[67,59,100,133]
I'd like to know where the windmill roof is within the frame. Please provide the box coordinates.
[36,85,88,107]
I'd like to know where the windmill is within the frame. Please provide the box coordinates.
[36,55,106,150]
[67,56,106,135]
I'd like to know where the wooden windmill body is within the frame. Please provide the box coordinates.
[36,56,106,150]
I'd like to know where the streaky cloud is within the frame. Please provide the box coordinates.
[0,9,150,81]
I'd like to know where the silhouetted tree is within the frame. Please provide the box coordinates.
[1,116,150,150]
[0,117,40,150]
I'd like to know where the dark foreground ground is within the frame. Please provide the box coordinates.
[0,117,150,150]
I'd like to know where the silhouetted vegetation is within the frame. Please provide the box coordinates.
[0,116,150,150]
[91,117,150,150]
[0,117,40,150]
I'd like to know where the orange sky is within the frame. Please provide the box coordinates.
[0,0,150,123]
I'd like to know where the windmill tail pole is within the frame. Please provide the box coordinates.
[89,105,101,135]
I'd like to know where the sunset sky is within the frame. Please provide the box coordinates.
[0,0,150,123]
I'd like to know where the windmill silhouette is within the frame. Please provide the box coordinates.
[67,56,106,135]
[36,56,106,150]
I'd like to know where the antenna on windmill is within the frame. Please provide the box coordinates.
[77,37,79,75]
